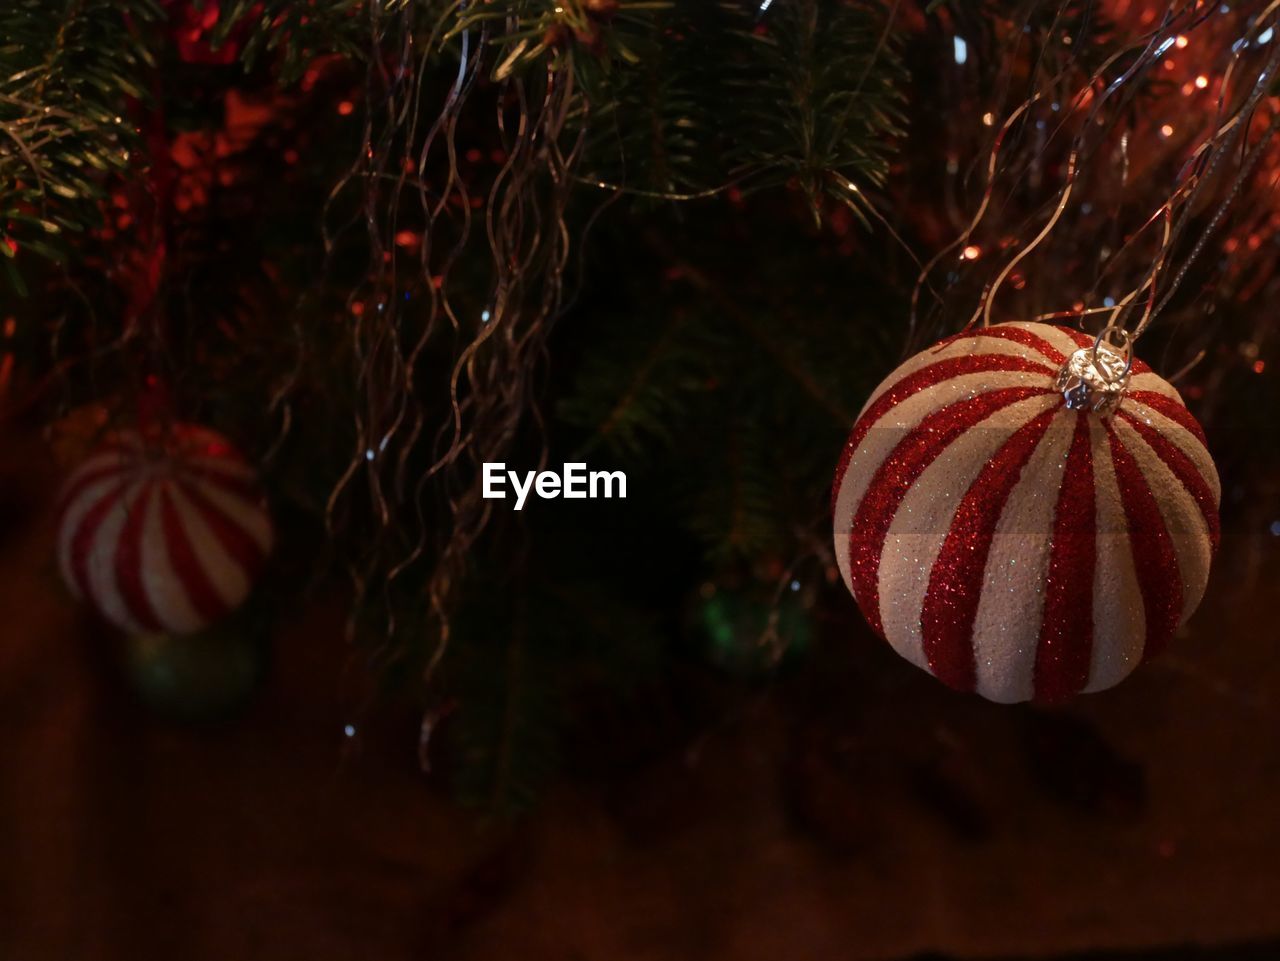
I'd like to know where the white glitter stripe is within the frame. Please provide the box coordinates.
[1084,416,1146,693]
[1002,321,1081,362]
[191,476,274,554]
[1112,417,1212,623]
[858,334,1059,416]
[877,393,1058,675]
[834,370,1053,590]
[1121,398,1220,504]
[57,474,122,599]
[1128,371,1183,402]
[84,478,145,634]
[168,484,250,614]
[970,408,1075,703]
[138,480,202,635]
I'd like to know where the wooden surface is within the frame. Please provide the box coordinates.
[3,427,1280,961]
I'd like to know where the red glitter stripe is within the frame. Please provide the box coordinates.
[1118,412,1220,551]
[1033,413,1096,703]
[1106,425,1183,661]
[113,481,163,632]
[58,462,128,518]
[846,386,1050,637]
[1126,391,1208,447]
[159,486,229,628]
[836,353,1057,510]
[182,480,267,581]
[69,480,129,604]
[1056,326,1153,375]
[919,407,1059,693]
[932,324,1070,365]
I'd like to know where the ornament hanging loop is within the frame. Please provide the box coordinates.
[1056,324,1133,418]
[1092,324,1134,378]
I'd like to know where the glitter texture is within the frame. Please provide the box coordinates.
[57,424,274,636]
[1118,410,1221,550]
[1104,423,1184,661]
[831,321,1221,703]
[1126,390,1209,446]
[931,322,1070,365]
[845,385,1048,636]
[831,352,1055,513]
[1034,412,1096,703]
[920,406,1058,692]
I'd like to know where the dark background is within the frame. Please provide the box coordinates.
[4,414,1280,960]
[5,2,1280,958]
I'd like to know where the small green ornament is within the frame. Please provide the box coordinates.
[120,608,270,721]
[689,578,812,678]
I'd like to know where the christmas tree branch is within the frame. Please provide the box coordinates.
[0,0,160,288]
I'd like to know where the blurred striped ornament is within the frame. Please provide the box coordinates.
[832,321,1219,703]
[57,424,273,635]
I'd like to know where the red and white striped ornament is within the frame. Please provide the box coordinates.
[57,423,274,635]
[832,321,1219,703]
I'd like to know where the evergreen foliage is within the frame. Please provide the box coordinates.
[0,0,160,292]
[1,0,912,814]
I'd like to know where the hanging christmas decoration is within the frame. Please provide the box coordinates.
[120,607,270,721]
[57,423,274,636]
[831,321,1220,703]
[687,575,814,678]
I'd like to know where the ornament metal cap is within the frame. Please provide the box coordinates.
[1056,325,1133,418]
